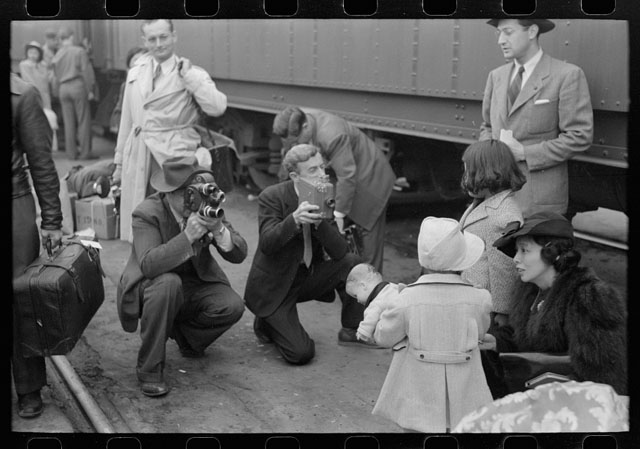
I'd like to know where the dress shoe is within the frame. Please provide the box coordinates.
[17,390,43,418]
[253,316,273,344]
[338,327,383,349]
[171,325,205,358]
[140,381,170,397]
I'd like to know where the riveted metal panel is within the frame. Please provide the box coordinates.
[225,19,290,84]
[415,20,458,98]
[340,20,377,91]
[456,19,506,101]
[291,20,316,86]
[372,20,416,94]
[315,20,349,88]
[541,20,629,113]
[172,20,230,79]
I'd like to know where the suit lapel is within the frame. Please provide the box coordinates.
[495,64,512,123]
[509,53,551,116]
[461,199,488,229]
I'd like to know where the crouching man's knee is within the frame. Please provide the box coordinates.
[281,340,315,366]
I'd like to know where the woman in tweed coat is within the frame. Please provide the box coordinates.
[459,140,527,327]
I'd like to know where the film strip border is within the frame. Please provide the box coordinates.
[0,0,634,19]
[5,0,638,448]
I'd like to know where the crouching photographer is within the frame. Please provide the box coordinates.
[117,155,247,397]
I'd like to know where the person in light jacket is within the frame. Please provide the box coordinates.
[112,19,227,242]
[372,217,493,433]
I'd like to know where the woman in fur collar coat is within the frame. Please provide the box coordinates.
[486,212,627,395]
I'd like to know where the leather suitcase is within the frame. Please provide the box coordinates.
[13,236,105,357]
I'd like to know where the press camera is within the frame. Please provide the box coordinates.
[183,173,226,219]
[297,176,336,219]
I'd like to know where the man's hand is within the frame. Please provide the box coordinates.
[200,214,225,235]
[293,201,322,227]
[41,229,63,252]
[183,212,210,244]
[499,129,525,161]
[177,57,192,78]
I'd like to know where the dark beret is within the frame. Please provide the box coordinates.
[493,211,574,257]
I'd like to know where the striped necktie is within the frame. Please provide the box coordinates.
[508,65,525,111]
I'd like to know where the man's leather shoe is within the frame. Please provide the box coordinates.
[253,316,273,344]
[17,390,43,418]
[338,328,383,349]
[140,381,170,397]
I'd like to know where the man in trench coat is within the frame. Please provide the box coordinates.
[113,19,227,242]
[480,19,593,217]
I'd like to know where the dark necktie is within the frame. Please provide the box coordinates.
[508,65,525,111]
[302,224,312,268]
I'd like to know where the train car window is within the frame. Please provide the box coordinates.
[185,0,219,17]
[344,0,377,16]
[582,0,616,14]
[26,0,59,16]
[423,0,456,16]
[503,0,536,15]
[105,0,139,17]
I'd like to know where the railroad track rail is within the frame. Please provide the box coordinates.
[46,355,130,433]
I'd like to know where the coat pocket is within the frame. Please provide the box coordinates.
[527,98,559,135]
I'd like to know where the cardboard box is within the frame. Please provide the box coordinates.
[75,196,118,240]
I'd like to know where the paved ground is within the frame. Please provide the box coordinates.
[12,132,628,435]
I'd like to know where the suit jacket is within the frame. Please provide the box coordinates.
[460,190,523,314]
[117,193,247,332]
[303,108,396,230]
[244,180,349,317]
[479,53,593,216]
[372,273,493,433]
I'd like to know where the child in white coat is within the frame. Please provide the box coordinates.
[372,217,493,433]
[345,263,404,344]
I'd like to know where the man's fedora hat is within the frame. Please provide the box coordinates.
[417,217,485,272]
[493,211,574,258]
[150,155,213,193]
[486,19,556,34]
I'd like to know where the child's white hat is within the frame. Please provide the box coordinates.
[417,217,484,272]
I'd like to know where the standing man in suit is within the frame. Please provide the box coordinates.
[51,27,98,161]
[117,156,247,397]
[272,107,396,274]
[244,144,377,365]
[112,19,227,242]
[480,19,593,217]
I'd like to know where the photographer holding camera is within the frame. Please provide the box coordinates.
[244,144,379,366]
[117,156,247,397]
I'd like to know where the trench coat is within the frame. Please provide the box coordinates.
[114,53,227,242]
[372,273,493,433]
[479,53,593,216]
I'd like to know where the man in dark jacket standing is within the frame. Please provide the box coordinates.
[11,72,63,418]
[117,156,246,397]
[244,144,374,365]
